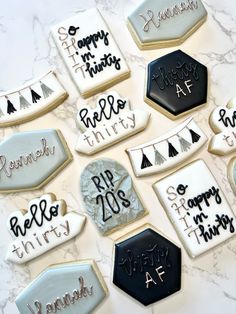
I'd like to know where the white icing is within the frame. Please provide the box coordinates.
[51,8,130,97]
[0,71,67,126]
[127,117,207,176]
[75,91,150,155]
[6,194,86,264]
[153,160,236,258]
[209,98,236,155]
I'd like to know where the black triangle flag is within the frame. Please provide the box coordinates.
[6,98,17,115]
[168,141,178,157]
[141,151,152,169]
[31,88,41,103]
[189,128,201,143]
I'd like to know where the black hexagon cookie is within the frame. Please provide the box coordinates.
[113,225,181,306]
[145,50,208,119]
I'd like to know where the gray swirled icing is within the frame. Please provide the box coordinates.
[80,158,146,235]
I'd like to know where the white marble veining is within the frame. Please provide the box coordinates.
[0,0,236,313]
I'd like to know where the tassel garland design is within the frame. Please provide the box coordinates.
[189,128,201,143]
[0,107,4,118]
[168,141,178,157]
[135,121,202,170]
[40,81,54,98]
[178,135,191,152]
[154,147,166,165]
[0,79,54,118]
[19,93,31,109]
[31,88,41,103]
[6,96,17,115]
[141,149,153,169]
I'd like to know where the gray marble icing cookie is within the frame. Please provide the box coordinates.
[80,158,147,235]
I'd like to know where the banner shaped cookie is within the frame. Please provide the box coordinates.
[80,158,147,235]
[0,71,67,127]
[127,0,207,49]
[127,117,207,176]
[16,260,108,314]
[113,225,181,306]
[6,194,86,264]
[76,91,150,155]
[145,50,208,119]
[52,8,130,98]
[154,160,236,258]
[0,129,72,193]
[208,98,236,155]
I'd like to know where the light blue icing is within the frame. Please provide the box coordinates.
[128,0,207,43]
[15,262,106,314]
[80,158,146,235]
[0,129,71,191]
[233,163,236,186]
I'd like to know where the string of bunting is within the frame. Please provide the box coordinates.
[129,118,201,169]
[0,78,54,117]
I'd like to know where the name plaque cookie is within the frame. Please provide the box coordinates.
[0,71,68,127]
[52,8,130,98]
[208,98,236,155]
[113,225,181,305]
[76,91,150,155]
[127,117,207,177]
[154,160,236,257]
[6,194,86,264]
[15,260,108,314]
[80,158,147,235]
[0,129,72,193]
[127,0,207,49]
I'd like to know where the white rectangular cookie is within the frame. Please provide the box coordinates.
[51,8,130,98]
[153,159,236,258]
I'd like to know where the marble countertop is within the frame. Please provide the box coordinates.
[0,0,236,313]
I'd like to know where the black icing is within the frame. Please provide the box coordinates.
[113,228,181,306]
[146,50,208,117]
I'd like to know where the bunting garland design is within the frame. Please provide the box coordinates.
[127,117,207,177]
[0,71,68,127]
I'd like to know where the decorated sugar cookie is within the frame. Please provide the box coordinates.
[153,160,236,258]
[113,224,181,306]
[15,260,108,314]
[208,98,236,155]
[76,91,150,155]
[80,158,147,235]
[127,117,207,177]
[51,8,130,98]
[0,129,72,193]
[227,157,236,195]
[145,50,208,119]
[0,71,68,127]
[127,0,207,49]
[6,194,86,264]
